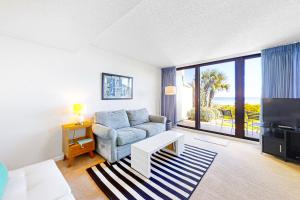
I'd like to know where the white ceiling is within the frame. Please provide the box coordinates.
[0,0,142,50]
[1,0,300,67]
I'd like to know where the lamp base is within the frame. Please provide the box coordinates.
[74,115,84,125]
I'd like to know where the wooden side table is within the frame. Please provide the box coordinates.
[62,121,95,167]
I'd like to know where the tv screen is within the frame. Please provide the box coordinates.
[263,98,300,129]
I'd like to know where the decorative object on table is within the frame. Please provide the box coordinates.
[166,119,172,130]
[77,138,93,148]
[73,103,85,125]
[101,73,133,100]
[161,67,177,125]
[86,144,217,200]
[62,121,95,167]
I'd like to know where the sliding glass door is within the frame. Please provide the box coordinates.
[176,54,261,141]
[199,61,235,135]
[176,68,195,128]
[244,57,262,139]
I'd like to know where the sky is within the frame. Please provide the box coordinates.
[181,57,262,98]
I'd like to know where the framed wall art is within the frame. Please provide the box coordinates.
[101,73,133,100]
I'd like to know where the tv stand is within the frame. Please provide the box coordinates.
[262,126,300,163]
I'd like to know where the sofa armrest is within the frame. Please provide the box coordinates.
[92,124,117,140]
[149,115,167,124]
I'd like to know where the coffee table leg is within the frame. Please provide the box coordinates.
[131,147,151,178]
[175,136,184,156]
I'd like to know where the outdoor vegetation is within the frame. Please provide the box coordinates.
[187,104,260,122]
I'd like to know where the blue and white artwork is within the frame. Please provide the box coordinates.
[102,73,133,100]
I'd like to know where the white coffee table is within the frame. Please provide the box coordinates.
[131,130,184,178]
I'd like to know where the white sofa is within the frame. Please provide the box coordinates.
[3,160,75,200]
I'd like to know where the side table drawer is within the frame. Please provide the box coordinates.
[69,142,95,157]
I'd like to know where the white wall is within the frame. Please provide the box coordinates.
[0,36,161,169]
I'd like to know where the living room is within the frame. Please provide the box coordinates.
[1,1,300,200]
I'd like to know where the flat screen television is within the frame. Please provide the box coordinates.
[263,98,300,129]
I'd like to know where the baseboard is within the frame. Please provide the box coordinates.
[53,154,64,161]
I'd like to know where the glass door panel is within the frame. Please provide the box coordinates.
[245,57,262,139]
[176,69,195,128]
[199,61,235,135]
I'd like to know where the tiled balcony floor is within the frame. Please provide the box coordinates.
[177,119,260,139]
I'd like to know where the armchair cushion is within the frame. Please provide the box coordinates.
[116,127,146,146]
[95,109,130,129]
[134,122,166,137]
[126,108,150,126]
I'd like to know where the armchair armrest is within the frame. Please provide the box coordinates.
[149,115,167,124]
[92,124,117,140]
[92,123,118,162]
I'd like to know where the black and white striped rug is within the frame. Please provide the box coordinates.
[86,144,217,200]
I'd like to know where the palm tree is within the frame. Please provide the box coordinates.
[200,69,230,107]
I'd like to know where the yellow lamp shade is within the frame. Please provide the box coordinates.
[73,104,84,115]
[165,86,176,95]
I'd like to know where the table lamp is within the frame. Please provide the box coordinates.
[73,103,85,125]
[164,85,176,128]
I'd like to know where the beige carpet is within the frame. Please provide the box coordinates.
[57,128,300,200]
[194,134,230,146]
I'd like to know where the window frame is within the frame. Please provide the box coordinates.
[176,53,261,141]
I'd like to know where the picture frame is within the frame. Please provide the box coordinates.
[101,73,133,100]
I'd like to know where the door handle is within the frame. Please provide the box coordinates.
[279,145,282,153]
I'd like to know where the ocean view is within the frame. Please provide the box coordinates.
[213,97,261,105]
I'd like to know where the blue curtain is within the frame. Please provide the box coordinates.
[262,42,300,98]
[161,67,177,125]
